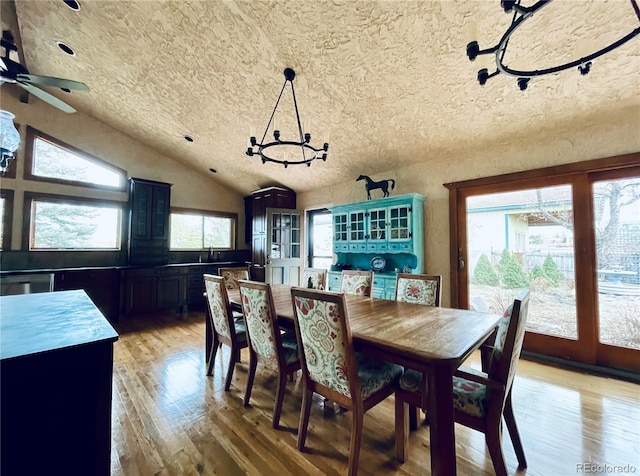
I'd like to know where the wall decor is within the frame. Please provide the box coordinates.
[356,174,395,200]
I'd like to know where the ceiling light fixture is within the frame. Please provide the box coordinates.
[246,68,328,168]
[0,110,20,174]
[56,41,76,56]
[466,0,640,90]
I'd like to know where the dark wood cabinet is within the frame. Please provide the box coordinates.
[54,268,120,323]
[123,267,184,315]
[128,178,172,266]
[247,186,296,282]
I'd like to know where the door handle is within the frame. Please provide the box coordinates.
[458,248,465,271]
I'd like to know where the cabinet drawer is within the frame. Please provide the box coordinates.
[334,243,349,252]
[348,243,367,252]
[328,272,342,292]
[388,241,412,252]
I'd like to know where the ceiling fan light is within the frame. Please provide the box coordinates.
[63,0,81,11]
[0,110,20,153]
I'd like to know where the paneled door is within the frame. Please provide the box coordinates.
[266,208,303,285]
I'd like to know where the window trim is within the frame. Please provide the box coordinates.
[24,126,127,191]
[22,191,126,251]
[170,206,238,251]
[1,189,14,250]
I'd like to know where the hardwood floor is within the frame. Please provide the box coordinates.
[111,311,640,475]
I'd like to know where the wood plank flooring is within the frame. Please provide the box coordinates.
[110,311,640,475]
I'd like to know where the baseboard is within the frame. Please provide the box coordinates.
[521,350,640,384]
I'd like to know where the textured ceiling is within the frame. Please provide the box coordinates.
[3,0,640,194]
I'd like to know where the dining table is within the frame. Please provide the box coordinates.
[206,284,500,476]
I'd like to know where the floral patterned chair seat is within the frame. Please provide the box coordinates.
[340,270,373,297]
[395,274,442,307]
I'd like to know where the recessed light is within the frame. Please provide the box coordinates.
[209,168,217,173]
[184,135,194,142]
[56,41,76,56]
[63,0,81,11]
[60,87,71,93]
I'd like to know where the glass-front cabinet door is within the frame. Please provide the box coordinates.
[388,204,412,251]
[333,212,348,252]
[348,210,367,251]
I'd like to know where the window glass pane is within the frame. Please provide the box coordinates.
[170,214,204,249]
[204,216,232,248]
[594,177,640,350]
[170,213,234,250]
[31,200,121,250]
[467,185,577,339]
[33,138,122,188]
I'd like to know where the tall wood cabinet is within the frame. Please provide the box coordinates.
[128,178,172,266]
[246,186,296,281]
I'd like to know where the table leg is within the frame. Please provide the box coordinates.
[428,364,456,476]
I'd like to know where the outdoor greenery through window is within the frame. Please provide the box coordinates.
[28,127,125,189]
[170,212,235,250]
[28,195,122,250]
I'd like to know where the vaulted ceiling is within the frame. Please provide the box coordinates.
[2,0,639,195]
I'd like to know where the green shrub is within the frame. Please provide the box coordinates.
[473,254,499,286]
[542,254,564,286]
[498,250,529,289]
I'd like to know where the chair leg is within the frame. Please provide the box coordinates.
[504,390,527,468]
[348,409,364,476]
[485,421,508,476]
[224,344,236,391]
[272,369,288,429]
[394,396,409,463]
[206,333,220,376]
[297,387,313,451]
[408,404,420,431]
[244,351,257,407]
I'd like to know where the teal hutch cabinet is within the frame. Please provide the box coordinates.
[328,193,425,299]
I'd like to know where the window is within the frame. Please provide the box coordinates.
[24,192,123,250]
[170,208,236,250]
[25,127,126,190]
[1,189,14,250]
[307,208,332,269]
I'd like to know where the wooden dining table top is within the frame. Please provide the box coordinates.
[226,284,500,369]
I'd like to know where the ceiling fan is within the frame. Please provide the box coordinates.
[0,30,89,113]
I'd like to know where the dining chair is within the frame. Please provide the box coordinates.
[238,279,301,429]
[301,267,327,290]
[340,270,373,297]
[291,287,403,476]
[203,274,248,390]
[394,273,442,307]
[394,289,530,476]
[219,266,250,290]
[394,273,442,427]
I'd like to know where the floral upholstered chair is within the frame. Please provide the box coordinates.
[340,270,373,297]
[395,273,442,307]
[219,266,250,290]
[301,267,327,290]
[203,274,248,390]
[238,280,301,429]
[395,290,530,476]
[291,287,403,476]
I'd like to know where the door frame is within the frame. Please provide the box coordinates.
[445,152,640,372]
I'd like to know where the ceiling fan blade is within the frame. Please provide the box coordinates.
[19,81,77,113]
[0,58,6,72]
[17,74,89,91]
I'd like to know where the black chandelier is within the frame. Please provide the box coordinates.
[246,68,328,168]
[466,0,640,90]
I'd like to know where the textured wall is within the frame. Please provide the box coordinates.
[298,113,640,306]
[0,89,247,250]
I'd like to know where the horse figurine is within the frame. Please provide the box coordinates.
[356,174,395,200]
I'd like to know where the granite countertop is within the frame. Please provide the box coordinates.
[0,290,119,361]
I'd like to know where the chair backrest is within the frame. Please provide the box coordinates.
[291,287,359,399]
[219,266,250,290]
[340,270,373,297]
[238,279,282,367]
[395,273,442,306]
[203,274,235,341]
[488,289,530,400]
[301,268,327,290]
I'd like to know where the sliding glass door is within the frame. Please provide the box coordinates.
[447,156,639,372]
